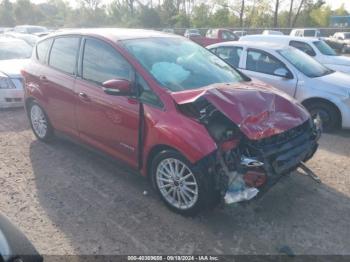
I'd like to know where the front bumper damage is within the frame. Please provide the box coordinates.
[196,118,322,205]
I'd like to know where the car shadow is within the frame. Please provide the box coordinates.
[0,107,30,133]
[29,139,350,255]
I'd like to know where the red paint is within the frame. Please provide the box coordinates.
[189,29,238,47]
[22,29,311,177]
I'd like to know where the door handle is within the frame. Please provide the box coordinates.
[39,75,47,81]
[78,92,90,102]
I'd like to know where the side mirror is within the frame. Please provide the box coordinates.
[102,79,134,96]
[274,68,293,79]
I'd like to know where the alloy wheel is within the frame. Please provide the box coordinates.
[30,104,48,139]
[156,158,199,210]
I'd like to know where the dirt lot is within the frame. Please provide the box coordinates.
[0,108,349,255]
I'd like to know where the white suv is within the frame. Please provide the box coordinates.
[240,35,350,74]
[290,28,321,38]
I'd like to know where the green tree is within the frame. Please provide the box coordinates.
[310,5,331,26]
[0,0,15,26]
[191,3,211,28]
[138,7,161,28]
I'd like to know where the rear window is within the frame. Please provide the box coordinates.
[36,38,53,63]
[49,37,80,75]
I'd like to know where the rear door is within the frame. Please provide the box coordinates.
[74,37,140,168]
[213,46,244,68]
[241,48,297,97]
[43,36,81,136]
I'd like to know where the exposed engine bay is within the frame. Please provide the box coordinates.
[179,97,322,204]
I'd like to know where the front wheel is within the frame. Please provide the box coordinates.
[29,101,54,142]
[305,101,339,132]
[150,150,218,216]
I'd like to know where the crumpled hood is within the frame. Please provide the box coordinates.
[171,82,310,140]
[0,59,29,77]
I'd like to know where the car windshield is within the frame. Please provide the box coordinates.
[122,37,243,92]
[0,40,32,60]
[279,47,333,78]
[313,40,338,56]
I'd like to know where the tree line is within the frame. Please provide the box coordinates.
[0,0,348,29]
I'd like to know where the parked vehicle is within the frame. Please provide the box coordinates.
[209,41,350,131]
[0,38,31,108]
[290,28,321,37]
[184,28,201,38]
[162,28,175,34]
[0,27,12,34]
[0,214,43,262]
[262,30,284,35]
[233,30,247,38]
[4,32,39,46]
[240,35,350,74]
[190,28,238,47]
[14,25,48,36]
[22,29,320,215]
[327,32,350,53]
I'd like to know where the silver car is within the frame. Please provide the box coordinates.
[0,38,31,108]
[208,41,350,131]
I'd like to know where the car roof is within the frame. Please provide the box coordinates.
[240,34,320,43]
[44,28,181,42]
[208,40,287,51]
[0,37,28,44]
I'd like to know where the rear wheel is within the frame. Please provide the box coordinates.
[29,101,54,142]
[341,45,347,54]
[150,150,218,216]
[304,101,340,132]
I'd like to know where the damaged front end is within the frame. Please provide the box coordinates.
[174,85,322,205]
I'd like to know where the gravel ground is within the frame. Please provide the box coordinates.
[0,108,349,255]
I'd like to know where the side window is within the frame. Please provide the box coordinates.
[246,49,288,76]
[137,74,163,108]
[216,46,243,67]
[82,38,133,84]
[289,41,316,56]
[49,37,80,75]
[36,38,53,64]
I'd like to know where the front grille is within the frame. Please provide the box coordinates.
[251,120,311,149]
[5,98,22,103]
[245,120,318,175]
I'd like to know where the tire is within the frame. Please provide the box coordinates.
[28,101,54,142]
[304,101,339,132]
[341,45,347,54]
[150,150,219,216]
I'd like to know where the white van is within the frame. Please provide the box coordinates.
[240,35,350,74]
[290,28,321,38]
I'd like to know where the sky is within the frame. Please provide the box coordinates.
[21,0,350,12]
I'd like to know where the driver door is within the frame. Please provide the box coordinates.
[74,37,140,168]
[241,48,297,97]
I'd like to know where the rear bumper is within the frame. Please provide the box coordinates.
[0,89,24,108]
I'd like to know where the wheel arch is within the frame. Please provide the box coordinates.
[24,97,36,116]
[301,97,342,127]
[145,144,180,179]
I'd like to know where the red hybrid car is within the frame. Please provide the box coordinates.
[22,29,321,215]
